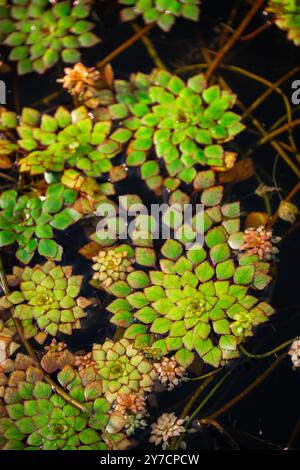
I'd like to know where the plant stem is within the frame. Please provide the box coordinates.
[97,22,155,69]
[200,418,239,449]
[241,18,275,41]
[131,22,166,69]
[205,352,287,421]
[285,416,300,450]
[240,338,295,359]
[243,65,300,119]
[174,371,232,450]
[205,0,265,82]
[190,366,224,381]
[259,118,300,145]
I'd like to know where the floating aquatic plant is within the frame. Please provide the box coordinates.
[110,392,148,436]
[0,0,100,75]
[267,0,300,46]
[119,0,201,32]
[153,356,186,390]
[91,246,135,290]
[102,69,244,190]
[0,354,129,450]
[0,262,91,342]
[107,178,275,368]
[92,338,157,403]
[2,105,130,181]
[0,184,81,264]
[149,412,186,449]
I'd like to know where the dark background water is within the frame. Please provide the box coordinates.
[1,0,300,450]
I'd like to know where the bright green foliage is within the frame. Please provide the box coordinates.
[107,174,275,368]
[0,184,80,264]
[0,0,100,75]
[119,0,201,32]
[267,0,300,45]
[111,249,274,368]
[1,261,90,341]
[0,354,128,450]
[92,338,157,403]
[91,244,135,290]
[3,106,130,179]
[104,69,244,190]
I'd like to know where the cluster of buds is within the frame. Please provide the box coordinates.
[44,338,67,353]
[154,357,186,391]
[58,63,101,96]
[92,249,134,289]
[58,63,114,109]
[114,393,147,416]
[111,393,148,436]
[149,413,186,449]
[240,226,280,260]
[74,352,96,372]
[289,339,300,369]
[41,338,74,374]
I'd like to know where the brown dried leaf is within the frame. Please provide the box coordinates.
[245,211,269,228]
[79,241,102,260]
[109,165,127,183]
[278,201,298,224]
[219,158,254,184]
[0,155,12,169]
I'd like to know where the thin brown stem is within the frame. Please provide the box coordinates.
[241,19,275,41]
[97,22,155,69]
[131,22,166,69]
[200,418,240,450]
[285,416,300,450]
[205,0,265,82]
[205,353,287,421]
[259,118,300,146]
[240,338,295,359]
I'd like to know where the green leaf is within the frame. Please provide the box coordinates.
[135,247,156,267]
[203,347,222,367]
[210,243,230,264]
[234,265,255,285]
[216,259,235,280]
[33,381,52,399]
[79,429,101,445]
[109,281,131,298]
[150,317,171,334]
[127,270,150,289]
[195,261,214,282]
[61,48,81,63]
[175,348,195,367]
[161,239,183,260]
[38,239,61,260]
[134,306,158,324]
[124,323,147,338]
[78,32,100,47]
[0,230,16,246]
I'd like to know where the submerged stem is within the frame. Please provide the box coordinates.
[205,0,265,82]
[205,353,287,421]
[240,338,295,359]
[97,22,155,69]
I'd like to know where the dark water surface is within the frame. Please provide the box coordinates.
[1,0,300,450]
